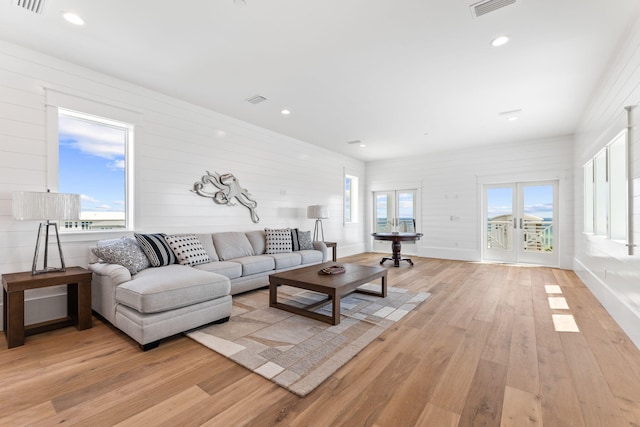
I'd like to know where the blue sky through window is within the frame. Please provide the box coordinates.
[58,113,126,214]
[487,185,553,219]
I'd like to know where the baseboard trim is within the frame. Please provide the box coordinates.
[573,258,640,350]
[418,247,479,262]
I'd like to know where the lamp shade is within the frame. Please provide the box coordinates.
[13,192,81,221]
[307,205,328,219]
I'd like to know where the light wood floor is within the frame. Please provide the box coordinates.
[1,253,640,426]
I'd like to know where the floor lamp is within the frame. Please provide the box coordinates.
[13,191,81,275]
[307,205,328,241]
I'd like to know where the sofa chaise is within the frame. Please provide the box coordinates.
[89,229,328,350]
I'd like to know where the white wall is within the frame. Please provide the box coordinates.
[573,15,640,348]
[0,40,366,328]
[366,135,574,268]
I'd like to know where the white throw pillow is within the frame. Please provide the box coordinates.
[265,228,293,254]
[164,234,211,266]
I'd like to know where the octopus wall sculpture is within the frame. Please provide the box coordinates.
[192,171,260,223]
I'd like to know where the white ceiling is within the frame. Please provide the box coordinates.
[0,0,638,161]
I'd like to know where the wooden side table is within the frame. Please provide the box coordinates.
[324,241,337,262]
[2,267,92,348]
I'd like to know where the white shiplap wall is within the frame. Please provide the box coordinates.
[0,40,365,328]
[573,14,640,348]
[366,135,574,268]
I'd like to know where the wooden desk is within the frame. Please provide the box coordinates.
[2,267,92,348]
[371,232,423,267]
[324,241,337,262]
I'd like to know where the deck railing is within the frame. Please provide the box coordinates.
[487,220,553,252]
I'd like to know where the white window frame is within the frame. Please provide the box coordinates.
[344,173,359,225]
[583,129,627,241]
[46,89,140,232]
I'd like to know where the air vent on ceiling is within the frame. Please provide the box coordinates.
[470,0,516,18]
[12,0,47,14]
[246,94,267,104]
[346,140,362,145]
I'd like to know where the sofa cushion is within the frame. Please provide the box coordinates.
[270,252,302,270]
[297,230,314,250]
[194,234,219,261]
[233,255,275,276]
[92,237,150,275]
[164,234,211,266]
[265,228,293,254]
[115,264,230,314]
[192,260,243,279]
[135,233,176,267]
[246,230,266,255]
[298,249,323,264]
[212,232,254,260]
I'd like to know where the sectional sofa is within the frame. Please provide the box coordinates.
[88,229,328,350]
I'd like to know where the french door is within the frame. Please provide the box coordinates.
[483,181,558,266]
[373,189,417,254]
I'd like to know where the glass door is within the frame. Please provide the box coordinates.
[373,189,417,254]
[484,185,517,263]
[518,182,557,265]
[483,181,558,266]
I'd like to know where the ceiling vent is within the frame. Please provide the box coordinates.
[12,0,47,14]
[246,94,267,104]
[470,0,516,18]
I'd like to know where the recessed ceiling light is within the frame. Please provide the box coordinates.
[281,109,290,115]
[507,116,519,121]
[62,12,84,26]
[359,143,366,148]
[491,35,509,47]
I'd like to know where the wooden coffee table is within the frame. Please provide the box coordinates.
[269,262,387,325]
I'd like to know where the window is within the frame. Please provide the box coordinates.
[344,174,359,224]
[609,132,627,240]
[57,109,132,231]
[583,130,627,240]
[583,160,594,233]
[594,148,608,236]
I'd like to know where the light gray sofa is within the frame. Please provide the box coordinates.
[89,230,328,350]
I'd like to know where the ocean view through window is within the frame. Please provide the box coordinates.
[58,109,131,231]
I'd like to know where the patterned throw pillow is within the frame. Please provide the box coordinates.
[134,233,176,267]
[290,228,300,251]
[265,228,293,254]
[92,237,150,275]
[298,230,314,250]
[164,234,211,266]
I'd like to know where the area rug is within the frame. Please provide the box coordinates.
[186,284,431,397]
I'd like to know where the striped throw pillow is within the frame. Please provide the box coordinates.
[134,233,176,267]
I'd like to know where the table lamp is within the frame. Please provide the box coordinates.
[13,191,81,275]
[307,205,328,241]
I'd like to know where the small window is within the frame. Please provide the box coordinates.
[594,148,608,236]
[58,109,132,231]
[609,132,627,240]
[583,130,627,240]
[344,174,359,224]
[583,160,594,233]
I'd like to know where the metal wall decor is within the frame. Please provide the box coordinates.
[192,171,260,223]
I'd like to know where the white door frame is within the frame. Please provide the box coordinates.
[372,188,420,255]
[482,180,559,266]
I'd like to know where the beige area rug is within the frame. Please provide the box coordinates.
[186,284,431,397]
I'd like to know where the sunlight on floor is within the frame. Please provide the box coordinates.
[548,297,570,310]
[552,314,580,332]
[545,285,562,294]
[545,285,580,332]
